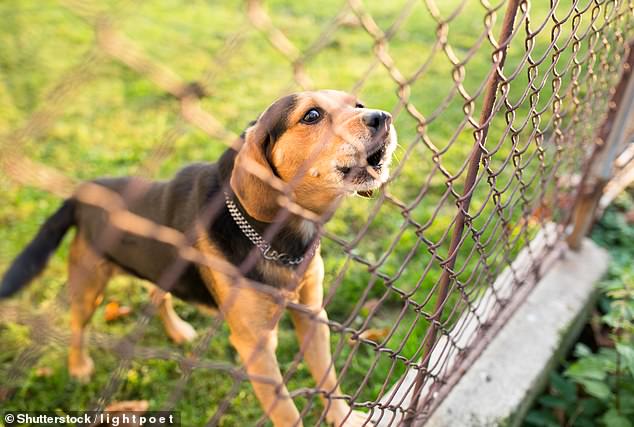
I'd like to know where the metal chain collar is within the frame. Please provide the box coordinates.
[223,191,314,266]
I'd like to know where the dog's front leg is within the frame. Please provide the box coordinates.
[290,254,370,427]
[203,267,302,427]
[229,326,302,427]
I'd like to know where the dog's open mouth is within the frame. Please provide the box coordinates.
[336,139,391,198]
[337,141,387,177]
[366,142,387,168]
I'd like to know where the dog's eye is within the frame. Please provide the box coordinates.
[301,108,322,124]
[355,102,365,108]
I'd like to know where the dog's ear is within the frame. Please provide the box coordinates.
[230,95,297,222]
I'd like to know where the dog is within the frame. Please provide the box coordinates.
[0,90,396,426]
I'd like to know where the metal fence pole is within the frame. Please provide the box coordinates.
[402,0,522,424]
[567,41,634,250]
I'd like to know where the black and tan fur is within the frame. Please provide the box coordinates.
[0,90,397,427]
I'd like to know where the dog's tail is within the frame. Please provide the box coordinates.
[0,199,76,298]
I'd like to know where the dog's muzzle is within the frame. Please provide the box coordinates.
[362,110,392,168]
[337,111,395,197]
[362,110,392,169]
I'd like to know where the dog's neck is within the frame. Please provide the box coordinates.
[217,149,320,264]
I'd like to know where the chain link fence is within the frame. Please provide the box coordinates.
[1,0,633,425]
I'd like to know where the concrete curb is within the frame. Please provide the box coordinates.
[424,237,609,427]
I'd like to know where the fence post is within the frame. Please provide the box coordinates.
[566,42,634,250]
[402,1,522,424]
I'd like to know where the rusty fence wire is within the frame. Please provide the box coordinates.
[1,0,634,426]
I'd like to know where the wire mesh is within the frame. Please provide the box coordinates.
[1,0,633,426]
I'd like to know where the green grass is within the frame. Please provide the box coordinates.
[523,191,634,427]
[1,1,632,425]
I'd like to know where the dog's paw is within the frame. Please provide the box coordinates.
[68,354,94,382]
[340,410,374,427]
[165,318,197,344]
[327,409,373,427]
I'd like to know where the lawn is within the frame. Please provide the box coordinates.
[0,0,630,425]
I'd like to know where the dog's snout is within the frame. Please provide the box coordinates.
[362,111,391,135]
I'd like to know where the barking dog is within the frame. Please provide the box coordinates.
[0,90,397,426]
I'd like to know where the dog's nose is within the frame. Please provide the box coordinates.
[362,111,391,135]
